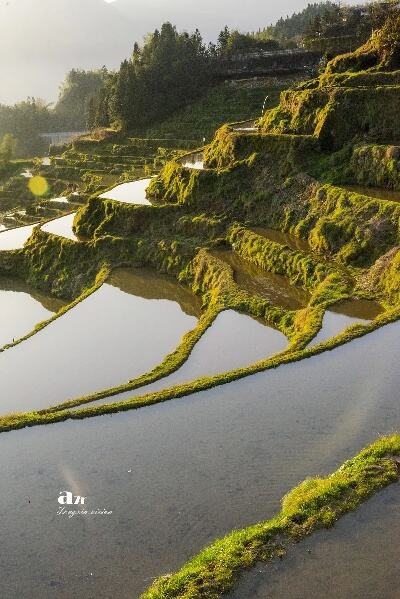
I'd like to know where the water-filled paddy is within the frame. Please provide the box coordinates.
[0,320,398,598]
[213,249,310,309]
[99,178,152,204]
[41,213,78,241]
[310,299,383,346]
[0,222,38,250]
[82,309,288,407]
[0,268,199,414]
[253,226,311,252]
[0,276,66,347]
[342,184,400,202]
[229,483,400,599]
[180,152,204,170]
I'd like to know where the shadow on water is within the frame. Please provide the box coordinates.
[0,276,66,347]
[108,267,202,317]
[212,249,311,310]
[252,227,311,253]
[0,268,199,414]
[228,483,400,599]
[0,321,398,598]
[310,298,383,346]
[180,151,205,170]
[78,308,288,409]
[342,185,400,203]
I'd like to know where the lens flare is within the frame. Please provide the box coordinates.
[28,175,49,197]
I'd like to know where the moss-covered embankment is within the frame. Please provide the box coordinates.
[140,434,400,599]
[2,15,400,430]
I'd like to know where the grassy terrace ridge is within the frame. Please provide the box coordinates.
[0,23,399,599]
[0,304,398,434]
[140,434,400,599]
[0,264,109,354]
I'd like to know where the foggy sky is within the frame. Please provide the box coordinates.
[0,0,324,104]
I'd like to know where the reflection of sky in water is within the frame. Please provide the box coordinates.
[80,308,288,408]
[100,178,152,204]
[0,223,37,250]
[0,278,198,414]
[41,213,77,241]
[0,321,398,598]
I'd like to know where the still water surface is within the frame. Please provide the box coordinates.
[229,483,400,599]
[99,178,152,204]
[213,249,310,309]
[0,320,398,598]
[80,309,288,408]
[0,268,198,414]
[342,184,400,202]
[0,276,65,347]
[180,152,205,170]
[41,213,78,241]
[0,223,38,250]
[310,299,383,346]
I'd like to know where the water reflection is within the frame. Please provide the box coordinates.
[180,152,205,170]
[229,484,400,599]
[0,321,398,598]
[0,223,38,250]
[310,299,383,346]
[253,226,310,252]
[41,213,77,241]
[81,309,288,408]
[342,185,400,203]
[213,249,310,309]
[0,268,199,414]
[99,178,152,204]
[0,276,65,347]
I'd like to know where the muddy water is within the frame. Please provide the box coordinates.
[41,213,78,241]
[80,309,288,408]
[0,222,38,250]
[0,277,65,347]
[0,268,199,415]
[253,226,311,253]
[310,299,383,346]
[343,184,400,202]
[213,249,310,309]
[99,178,152,204]
[229,483,400,599]
[0,320,398,598]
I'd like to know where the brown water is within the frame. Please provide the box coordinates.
[0,222,38,250]
[253,227,311,253]
[343,185,400,202]
[0,276,65,347]
[0,268,198,415]
[229,483,400,599]
[310,299,383,346]
[75,309,288,409]
[99,178,153,204]
[41,213,78,241]
[213,250,310,310]
[0,321,398,598]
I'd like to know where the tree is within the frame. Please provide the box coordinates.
[93,23,211,131]
[0,133,16,162]
[54,68,109,130]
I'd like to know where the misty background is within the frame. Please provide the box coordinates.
[0,0,316,105]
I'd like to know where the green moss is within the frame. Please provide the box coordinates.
[140,434,400,599]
